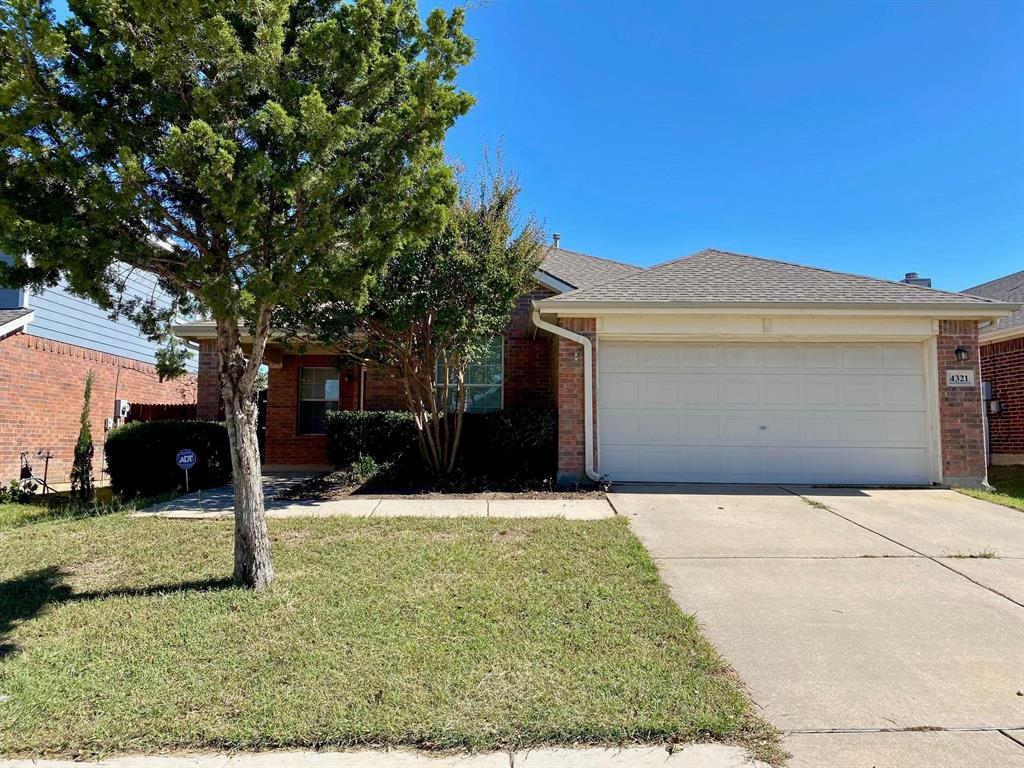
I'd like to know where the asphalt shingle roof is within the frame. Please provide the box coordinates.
[538,246,644,290]
[963,270,1024,336]
[0,307,31,330]
[545,249,1006,307]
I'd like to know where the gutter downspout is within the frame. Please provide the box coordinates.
[531,303,600,483]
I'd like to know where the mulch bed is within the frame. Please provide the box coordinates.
[277,461,604,502]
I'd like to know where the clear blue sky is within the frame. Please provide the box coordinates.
[437,0,1023,291]
[48,0,1022,291]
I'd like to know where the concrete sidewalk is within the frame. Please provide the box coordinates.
[135,475,615,521]
[0,744,769,767]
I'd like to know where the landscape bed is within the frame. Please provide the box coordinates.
[0,514,778,761]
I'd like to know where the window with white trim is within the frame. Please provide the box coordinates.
[435,336,504,412]
[298,367,339,434]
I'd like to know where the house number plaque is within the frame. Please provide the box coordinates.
[946,369,975,388]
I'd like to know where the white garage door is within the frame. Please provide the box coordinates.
[599,342,930,485]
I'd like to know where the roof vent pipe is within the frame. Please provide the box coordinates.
[901,271,932,288]
[552,233,561,249]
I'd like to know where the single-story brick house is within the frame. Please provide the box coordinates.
[174,247,1018,489]
[963,270,1024,466]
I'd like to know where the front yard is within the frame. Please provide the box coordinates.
[960,464,1024,512]
[0,513,778,760]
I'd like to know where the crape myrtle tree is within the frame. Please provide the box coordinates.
[285,162,542,474]
[0,0,474,588]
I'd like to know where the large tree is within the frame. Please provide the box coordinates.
[0,0,474,587]
[288,163,542,474]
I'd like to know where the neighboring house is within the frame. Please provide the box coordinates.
[174,247,1017,489]
[963,270,1024,466]
[0,258,197,484]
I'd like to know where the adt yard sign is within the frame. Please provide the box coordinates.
[176,449,197,469]
[176,449,197,492]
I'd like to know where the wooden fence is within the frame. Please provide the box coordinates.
[127,402,197,423]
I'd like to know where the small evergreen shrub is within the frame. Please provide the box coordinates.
[69,371,95,505]
[460,407,557,480]
[105,421,231,497]
[324,411,417,466]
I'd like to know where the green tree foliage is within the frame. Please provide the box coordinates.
[291,162,543,474]
[0,0,474,587]
[69,371,94,505]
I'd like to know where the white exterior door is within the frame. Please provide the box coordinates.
[599,342,931,485]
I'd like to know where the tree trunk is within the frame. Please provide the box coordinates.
[217,315,273,590]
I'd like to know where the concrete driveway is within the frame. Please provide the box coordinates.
[611,485,1024,767]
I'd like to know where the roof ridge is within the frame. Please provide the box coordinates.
[542,245,644,272]
[962,269,1024,295]
[658,248,1004,304]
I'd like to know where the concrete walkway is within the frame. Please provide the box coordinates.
[135,474,614,521]
[613,484,1024,767]
[0,744,769,767]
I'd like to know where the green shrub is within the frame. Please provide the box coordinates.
[324,410,417,466]
[105,421,231,497]
[460,407,557,480]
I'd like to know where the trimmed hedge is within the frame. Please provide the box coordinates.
[324,410,418,465]
[325,408,556,480]
[461,408,556,480]
[105,420,231,497]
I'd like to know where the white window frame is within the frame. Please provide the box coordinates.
[435,336,504,413]
[297,367,340,434]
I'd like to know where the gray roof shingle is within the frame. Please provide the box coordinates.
[545,249,1008,308]
[0,307,31,331]
[963,270,1024,336]
[538,246,644,290]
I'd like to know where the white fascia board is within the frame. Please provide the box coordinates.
[533,270,575,294]
[535,301,1018,320]
[0,310,34,338]
[979,325,1024,345]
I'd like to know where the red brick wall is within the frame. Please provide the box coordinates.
[264,354,359,466]
[0,333,196,483]
[936,321,987,483]
[554,317,597,484]
[363,365,407,411]
[195,339,221,421]
[980,335,1024,463]
[505,287,555,408]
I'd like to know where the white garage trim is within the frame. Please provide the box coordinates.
[597,340,938,486]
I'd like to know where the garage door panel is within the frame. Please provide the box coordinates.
[720,377,761,404]
[598,342,929,485]
[638,344,680,368]
[843,380,884,406]
[885,380,925,407]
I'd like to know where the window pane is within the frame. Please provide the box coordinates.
[300,368,339,401]
[324,377,339,401]
[466,364,487,385]
[298,400,337,434]
[466,385,501,413]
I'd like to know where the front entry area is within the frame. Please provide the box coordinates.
[599,341,932,485]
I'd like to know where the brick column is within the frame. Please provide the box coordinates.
[195,339,222,421]
[936,320,987,487]
[554,318,597,485]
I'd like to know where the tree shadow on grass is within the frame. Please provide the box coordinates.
[0,566,72,659]
[0,568,234,659]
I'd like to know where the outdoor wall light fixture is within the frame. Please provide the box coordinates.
[954,347,970,362]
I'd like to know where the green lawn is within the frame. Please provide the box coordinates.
[0,488,159,529]
[0,514,778,760]
[960,465,1024,512]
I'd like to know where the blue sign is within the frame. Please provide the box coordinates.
[176,449,197,470]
